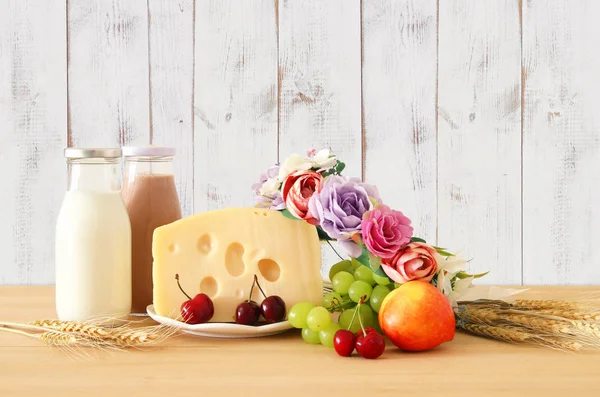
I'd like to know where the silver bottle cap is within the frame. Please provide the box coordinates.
[64,148,123,159]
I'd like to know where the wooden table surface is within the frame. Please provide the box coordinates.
[1,286,600,397]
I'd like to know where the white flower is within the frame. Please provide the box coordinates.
[436,252,468,274]
[258,177,281,196]
[436,269,453,297]
[434,252,474,305]
[311,148,337,170]
[447,276,474,304]
[277,149,338,181]
[278,153,313,181]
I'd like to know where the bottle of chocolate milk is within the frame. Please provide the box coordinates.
[121,146,182,314]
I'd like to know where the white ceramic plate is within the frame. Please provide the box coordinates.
[146,305,294,338]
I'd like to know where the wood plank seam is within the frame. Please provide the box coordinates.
[66,0,71,148]
[146,0,153,144]
[519,0,524,286]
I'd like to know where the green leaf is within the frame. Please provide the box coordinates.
[433,246,455,257]
[371,265,388,279]
[455,270,489,279]
[280,209,299,220]
[316,226,332,241]
[411,237,427,243]
[354,246,388,279]
[335,161,346,173]
[367,251,382,273]
[354,247,370,268]
[328,260,353,281]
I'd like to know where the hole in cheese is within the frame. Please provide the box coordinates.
[225,242,246,277]
[199,276,218,298]
[168,244,176,253]
[197,234,214,254]
[258,258,281,282]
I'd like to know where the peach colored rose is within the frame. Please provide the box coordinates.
[381,242,439,284]
[282,170,323,225]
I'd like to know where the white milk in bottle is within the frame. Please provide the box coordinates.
[55,148,132,321]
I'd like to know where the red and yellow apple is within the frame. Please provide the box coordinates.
[378,280,455,351]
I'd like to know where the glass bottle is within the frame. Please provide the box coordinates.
[55,148,132,322]
[121,146,182,315]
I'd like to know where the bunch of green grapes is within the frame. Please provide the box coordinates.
[287,262,393,348]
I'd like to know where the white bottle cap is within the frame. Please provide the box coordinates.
[121,145,176,157]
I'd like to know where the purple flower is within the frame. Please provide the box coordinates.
[308,176,382,257]
[252,164,286,210]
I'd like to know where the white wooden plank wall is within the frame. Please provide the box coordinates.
[438,0,522,285]
[522,0,600,285]
[68,0,150,147]
[193,0,278,214]
[278,0,362,275]
[362,0,438,243]
[1,1,599,286]
[0,0,67,285]
[148,0,194,217]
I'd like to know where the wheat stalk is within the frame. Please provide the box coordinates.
[459,323,531,344]
[32,319,110,339]
[537,338,583,352]
[513,299,578,311]
[569,321,600,339]
[0,317,180,356]
[533,309,600,321]
[455,299,600,352]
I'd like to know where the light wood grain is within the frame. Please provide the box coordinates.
[522,0,600,285]
[148,0,194,217]
[438,0,522,284]
[0,0,67,285]
[1,286,600,397]
[193,0,278,212]
[68,0,150,146]
[362,0,438,242]
[278,0,362,277]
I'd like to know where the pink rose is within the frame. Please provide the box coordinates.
[361,204,413,258]
[381,242,438,284]
[282,170,323,225]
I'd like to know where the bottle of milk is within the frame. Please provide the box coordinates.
[55,148,132,321]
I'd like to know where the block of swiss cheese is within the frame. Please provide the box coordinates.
[152,207,323,322]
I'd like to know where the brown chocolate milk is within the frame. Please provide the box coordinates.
[122,174,181,313]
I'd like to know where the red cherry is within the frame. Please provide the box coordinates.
[236,300,261,325]
[334,329,357,357]
[175,274,214,324]
[261,295,286,323]
[181,293,214,324]
[251,274,286,323]
[355,331,385,359]
[356,327,378,337]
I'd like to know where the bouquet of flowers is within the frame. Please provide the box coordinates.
[251,148,487,304]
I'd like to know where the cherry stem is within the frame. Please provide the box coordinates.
[254,274,268,299]
[357,295,367,337]
[247,276,257,302]
[175,274,192,300]
[346,301,360,331]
